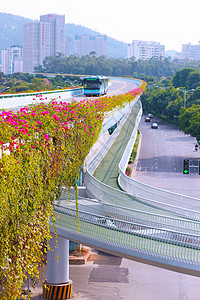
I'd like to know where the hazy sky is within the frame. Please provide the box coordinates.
[1,0,200,51]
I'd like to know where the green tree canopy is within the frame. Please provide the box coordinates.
[172,68,197,88]
[179,105,200,140]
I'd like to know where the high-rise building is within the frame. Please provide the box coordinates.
[181,43,200,60]
[23,14,65,73]
[23,21,50,73]
[1,45,23,74]
[66,36,72,57]
[127,40,165,60]
[40,14,65,56]
[75,35,107,57]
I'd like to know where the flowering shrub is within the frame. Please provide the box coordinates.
[0,81,146,299]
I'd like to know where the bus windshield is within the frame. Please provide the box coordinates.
[84,79,100,89]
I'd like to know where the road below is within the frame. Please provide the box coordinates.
[30,249,200,300]
[134,114,200,199]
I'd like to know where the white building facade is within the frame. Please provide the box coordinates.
[181,43,200,60]
[75,35,107,57]
[23,21,50,73]
[40,14,65,57]
[23,14,65,73]
[127,40,165,60]
[66,36,72,57]
[1,45,23,74]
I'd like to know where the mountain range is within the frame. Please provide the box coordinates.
[0,12,127,61]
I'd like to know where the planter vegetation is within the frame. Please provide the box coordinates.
[0,82,146,299]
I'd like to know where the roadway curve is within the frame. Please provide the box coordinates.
[74,77,139,102]
[134,114,200,199]
[1,77,138,112]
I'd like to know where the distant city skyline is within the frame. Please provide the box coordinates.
[1,0,200,52]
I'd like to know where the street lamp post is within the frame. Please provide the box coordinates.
[177,88,194,108]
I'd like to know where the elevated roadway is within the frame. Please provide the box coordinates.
[3,77,200,277]
[51,77,200,276]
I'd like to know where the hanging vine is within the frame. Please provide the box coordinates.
[0,82,146,299]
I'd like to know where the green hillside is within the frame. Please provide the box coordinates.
[0,12,127,60]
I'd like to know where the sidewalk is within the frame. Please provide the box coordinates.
[27,248,200,300]
[22,247,91,299]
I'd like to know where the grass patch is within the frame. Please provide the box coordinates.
[128,129,140,165]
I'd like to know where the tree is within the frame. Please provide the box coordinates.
[89,51,97,56]
[179,105,200,140]
[186,70,200,89]
[187,87,200,107]
[172,68,196,88]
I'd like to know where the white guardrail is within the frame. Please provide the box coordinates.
[85,98,200,222]
[117,103,200,218]
[0,87,83,109]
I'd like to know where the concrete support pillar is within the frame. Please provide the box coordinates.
[43,234,73,299]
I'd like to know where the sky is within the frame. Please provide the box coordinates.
[1,0,200,52]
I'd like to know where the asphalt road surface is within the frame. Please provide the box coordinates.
[134,114,200,199]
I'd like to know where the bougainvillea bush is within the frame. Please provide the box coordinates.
[0,81,146,299]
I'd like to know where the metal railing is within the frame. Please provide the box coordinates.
[58,195,200,235]
[53,201,200,271]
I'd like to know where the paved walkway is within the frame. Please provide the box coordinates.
[27,250,200,300]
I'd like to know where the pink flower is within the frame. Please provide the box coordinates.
[31,112,38,117]
[37,120,43,125]
[53,114,59,121]
[44,134,49,142]
[41,111,49,116]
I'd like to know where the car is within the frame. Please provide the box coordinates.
[96,217,117,229]
[151,122,158,129]
[147,113,153,118]
[145,117,151,122]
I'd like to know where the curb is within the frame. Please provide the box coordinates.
[69,247,91,265]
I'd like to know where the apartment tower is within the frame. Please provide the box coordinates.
[23,14,65,73]
[1,45,23,74]
[75,35,107,57]
[127,40,165,60]
[23,21,50,73]
[40,14,65,57]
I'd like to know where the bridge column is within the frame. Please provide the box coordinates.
[43,234,73,299]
